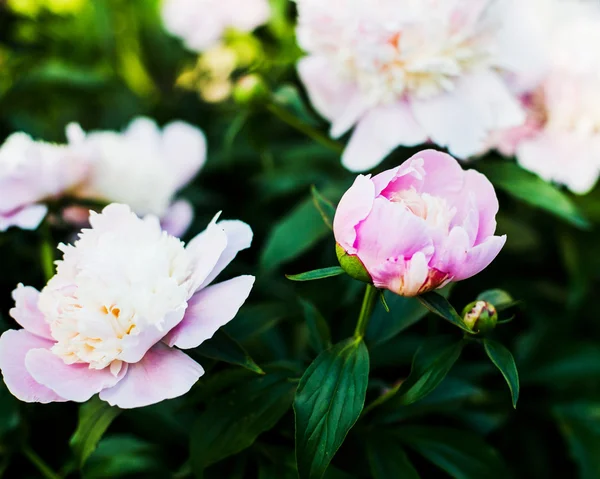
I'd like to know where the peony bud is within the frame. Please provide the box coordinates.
[462,301,498,335]
[333,150,506,297]
[233,74,270,106]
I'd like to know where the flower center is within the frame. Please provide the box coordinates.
[390,187,456,233]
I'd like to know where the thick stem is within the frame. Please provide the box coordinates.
[22,445,61,479]
[354,284,378,339]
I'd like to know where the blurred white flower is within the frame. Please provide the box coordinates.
[162,0,271,52]
[491,0,600,194]
[67,117,206,236]
[0,133,87,231]
[296,0,545,171]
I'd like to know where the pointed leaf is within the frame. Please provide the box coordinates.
[311,185,336,230]
[300,299,332,353]
[418,292,472,333]
[195,329,264,374]
[286,267,345,282]
[476,289,518,312]
[295,338,370,479]
[483,339,520,408]
[367,433,420,479]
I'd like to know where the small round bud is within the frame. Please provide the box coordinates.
[336,243,372,283]
[462,300,498,335]
[233,74,270,106]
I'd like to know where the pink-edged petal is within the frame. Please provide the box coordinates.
[118,307,186,364]
[376,251,430,297]
[186,214,229,293]
[165,275,255,349]
[446,234,507,282]
[25,348,127,402]
[198,220,253,289]
[333,175,375,254]
[0,204,47,232]
[162,121,207,189]
[99,343,204,409]
[341,103,428,172]
[161,200,194,238]
[0,330,65,403]
[9,284,52,340]
[371,157,426,197]
[463,170,499,244]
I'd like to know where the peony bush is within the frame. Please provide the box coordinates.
[1,1,600,478]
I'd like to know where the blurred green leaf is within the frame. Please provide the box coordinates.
[311,185,336,230]
[367,433,420,479]
[272,85,321,126]
[0,384,20,437]
[476,289,515,311]
[367,293,428,347]
[483,339,519,408]
[478,161,590,229]
[286,267,345,281]
[300,299,332,353]
[70,396,121,469]
[295,338,369,479]
[418,292,472,333]
[396,426,510,479]
[195,329,264,375]
[190,374,295,477]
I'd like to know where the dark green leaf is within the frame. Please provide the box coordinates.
[367,294,428,347]
[286,267,345,282]
[478,161,590,229]
[70,396,121,469]
[0,383,20,437]
[300,299,332,353]
[190,374,295,477]
[295,338,370,479]
[418,292,472,333]
[311,185,336,230]
[261,197,331,271]
[396,426,511,479]
[483,339,520,408]
[476,289,515,311]
[195,329,264,374]
[554,403,600,479]
[367,433,420,479]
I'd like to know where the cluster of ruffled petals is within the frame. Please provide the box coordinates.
[296,0,545,171]
[490,0,600,194]
[162,0,271,52]
[0,204,254,408]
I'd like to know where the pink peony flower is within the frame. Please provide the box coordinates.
[333,150,506,296]
[0,204,254,408]
[161,0,271,52]
[66,117,206,237]
[0,133,87,232]
[491,1,600,194]
[296,0,545,171]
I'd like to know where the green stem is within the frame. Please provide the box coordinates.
[266,103,345,154]
[22,445,61,479]
[39,221,55,282]
[354,284,378,339]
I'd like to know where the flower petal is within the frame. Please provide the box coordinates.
[341,103,428,172]
[162,121,207,189]
[9,284,53,340]
[0,204,47,232]
[161,200,194,238]
[0,329,65,403]
[165,275,255,349]
[99,343,204,409]
[443,234,507,281]
[25,348,127,402]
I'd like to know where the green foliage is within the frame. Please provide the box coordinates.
[483,339,520,408]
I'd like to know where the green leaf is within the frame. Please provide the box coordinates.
[418,292,472,333]
[476,289,516,311]
[286,267,345,282]
[195,329,264,374]
[395,426,510,479]
[478,161,590,229]
[554,403,600,479]
[367,294,428,347]
[261,196,331,271]
[70,396,121,469]
[367,433,420,479]
[300,299,332,353]
[190,374,295,477]
[0,383,20,437]
[295,338,370,479]
[384,337,464,407]
[483,339,520,408]
[311,185,336,230]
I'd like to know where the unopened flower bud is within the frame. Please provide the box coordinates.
[462,300,498,335]
[233,74,270,106]
[336,243,372,283]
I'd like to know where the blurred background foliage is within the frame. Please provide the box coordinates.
[2,1,600,478]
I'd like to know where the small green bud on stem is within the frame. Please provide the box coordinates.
[462,300,498,335]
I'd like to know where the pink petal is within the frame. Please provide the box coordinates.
[0,204,47,232]
[25,349,127,402]
[199,220,253,289]
[9,284,53,340]
[445,234,507,281]
[165,275,255,349]
[162,121,207,189]
[341,103,428,172]
[333,175,375,255]
[161,200,194,238]
[0,330,65,403]
[99,343,204,409]
[463,170,499,244]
